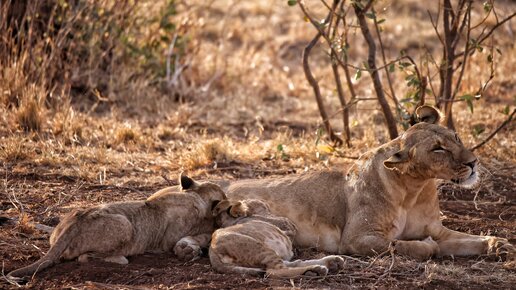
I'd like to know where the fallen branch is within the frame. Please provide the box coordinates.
[470,108,515,151]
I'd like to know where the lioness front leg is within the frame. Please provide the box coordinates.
[350,234,439,260]
[431,225,515,261]
[173,233,211,261]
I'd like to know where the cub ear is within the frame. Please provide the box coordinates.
[228,201,247,218]
[383,149,410,173]
[179,173,198,190]
[212,200,232,217]
[415,105,441,125]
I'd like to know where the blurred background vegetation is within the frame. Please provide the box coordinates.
[0,0,514,182]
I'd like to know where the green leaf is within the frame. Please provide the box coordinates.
[365,12,376,19]
[501,105,510,115]
[472,124,485,136]
[377,18,386,24]
[466,99,474,113]
[388,63,395,72]
[483,2,492,13]
[461,94,474,101]
[459,94,475,113]
[496,48,502,55]
[277,144,284,152]
[287,0,297,6]
[487,54,493,62]
[352,1,364,10]
[354,69,362,80]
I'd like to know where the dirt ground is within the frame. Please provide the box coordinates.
[1,0,516,289]
[1,163,515,289]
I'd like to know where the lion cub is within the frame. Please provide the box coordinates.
[210,199,345,278]
[8,175,226,279]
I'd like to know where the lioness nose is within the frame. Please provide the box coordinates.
[464,159,477,170]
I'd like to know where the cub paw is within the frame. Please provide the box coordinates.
[422,236,439,255]
[303,265,328,277]
[322,255,345,273]
[174,240,202,261]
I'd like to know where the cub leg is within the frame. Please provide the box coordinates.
[266,265,329,278]
[285,255,345,273]
[174,233,212,261]
[78,254,128,265]
[349,234,439,260]
[103,256,129,264]
[210,234,328,278]
[61,213,134,261]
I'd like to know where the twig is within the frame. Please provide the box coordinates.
[470,108,515,151]
[372,7,399,113]
[300,1,343,146]
[373,243,396,287]
[330,3,351,148]
[161,174,175,186]
[353,0,398,139]
[2,261,23,288]
[451,2,471,100]
[456,11,516,58]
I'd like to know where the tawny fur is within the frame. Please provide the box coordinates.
[225,106,515,263]
[8,175,226,279]
[209,199,345,278]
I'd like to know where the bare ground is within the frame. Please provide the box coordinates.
[1,162,514,289]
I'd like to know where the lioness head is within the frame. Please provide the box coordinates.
[180,174,227,208]
[384,106,478,188]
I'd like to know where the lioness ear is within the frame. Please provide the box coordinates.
[180,173,198,190]
[415,105,441,125]
[384,150,410,172]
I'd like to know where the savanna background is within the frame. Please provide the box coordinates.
[0,0,515,288]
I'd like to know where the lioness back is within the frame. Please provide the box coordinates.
[227,171,349,252]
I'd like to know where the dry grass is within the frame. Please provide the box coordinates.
[0,0,515,288]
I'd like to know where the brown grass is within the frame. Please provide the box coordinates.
[0,0,514,288]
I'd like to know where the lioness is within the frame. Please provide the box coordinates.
[210,199,345,277]
[226,106,515,261]
[8,175,226,279]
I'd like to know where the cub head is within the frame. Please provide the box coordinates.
[179,174,227,209]
[383,106,479,188]
[212,199,270,227]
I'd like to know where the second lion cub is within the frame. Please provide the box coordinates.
[210,199,345,278]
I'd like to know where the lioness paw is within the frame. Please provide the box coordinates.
[303,265,328,277]
[174,240,202,261]
[322,255,345,273]
[487,237,515,262]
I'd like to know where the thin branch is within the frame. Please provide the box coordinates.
[330,3,351,147]
[373,7,400,116]
[353,0,398,139]
[299,1,407,74]
[300,1,343,146]
[456,11,516,58]
[451,2,471,100]
[427,9,445,47]
[470,108,515,151]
